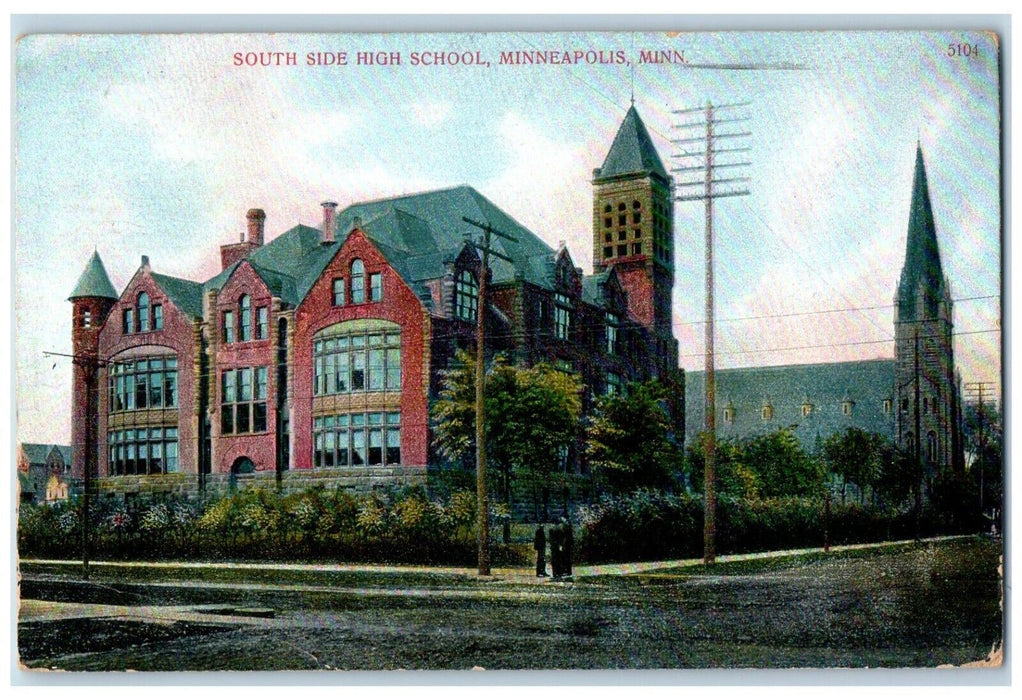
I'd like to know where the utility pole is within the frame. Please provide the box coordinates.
[462,216,517,577]
[47,350,109,580]
[965,381,996,517]
[672,101,750,564]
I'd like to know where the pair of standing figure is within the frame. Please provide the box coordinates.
[534,520,572,579]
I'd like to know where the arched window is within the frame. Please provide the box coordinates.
[455,270,478,322]
[351,259,365,303]
[239,294,251,341]
[927,431,938,463]
[138,293,150,332]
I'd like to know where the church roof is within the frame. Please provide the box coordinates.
[595,105,669,183]
[20,443,71,465]
[685,359,896,448]
[897,144,948,321]
[69,251,118,300]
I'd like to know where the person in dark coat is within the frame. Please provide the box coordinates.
[563,518,574,577]
[534,524,547,577]
[549,521,563,579]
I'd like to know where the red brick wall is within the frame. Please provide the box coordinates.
[211,262,279,474]
[70,296,115,478]
[95,269,199,477]
[292,230,430,470]
[616,263,655,330]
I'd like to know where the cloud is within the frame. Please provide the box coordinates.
[407,100,451,129]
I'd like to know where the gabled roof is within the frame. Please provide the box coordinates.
[897,144,948,321]
[685,359,897,448]
[21,443,71,465]
[581,270,611,306]
[69,251,118,300]
[334,185,558,290]
[595,105,669,183]
[151,272,204,319]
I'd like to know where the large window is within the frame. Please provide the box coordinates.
[313,412,401,468]
[222,310,235,344]
[123,308,135,334]
[108,356,178,412]
[108,427,179,475]
[314,322,401,395]
[455,270,478,321]
[554,293,571,340]
[138,293,150,332]
[351,259,366,304]
[256,306,268,340]
[239,295,252,342]
[221,366,268,434]
[605,312,619,355]
[369,273,383,302]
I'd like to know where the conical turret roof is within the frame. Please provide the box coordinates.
[897,144,947,321]
[595,105,669,182]
[69,250,118,300]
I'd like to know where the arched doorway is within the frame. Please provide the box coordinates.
[229,456,255,491]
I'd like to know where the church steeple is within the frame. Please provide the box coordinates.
[897,144,948,322]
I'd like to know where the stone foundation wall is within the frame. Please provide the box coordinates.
[90,466,428,501]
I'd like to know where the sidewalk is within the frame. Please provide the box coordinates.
[21,535,968,584]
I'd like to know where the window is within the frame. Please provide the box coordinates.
[256,306,268,340]
[369,273,383,302]
[108,427,179,475]
[901,397,909,412]
[723,406,734,423]
[617,245,627,257]
[221,366,268,434]
[82,309,92,328]
[313,412,401,468]
[927,431,938,463]
[153,304,163,330]
[923,396,930,414]
[313,325,401,396]
[762,404,774,421]
[138,293,150,332]
[239,295,251,342]
[842,401,854,416]
[222,310,235,344]
[603,246,612,258]
[605,312,619,355]
[801,402,813,418]
[554,293,571,340]
[332,278,345,306]
[606,372,622,395]
[108,356,178,412]
[123,308,135,334]
[632,243,643,255]
[633,212,641,224]
[883,399,892,414]
[455,270,478,322]
[351,259,365,303]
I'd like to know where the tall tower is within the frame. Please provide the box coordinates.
[592,105,678,371]
[68,251,118,479]
[894,144,962,479]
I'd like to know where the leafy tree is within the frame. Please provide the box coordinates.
[432,351,582,538]
[823,427,887,504]
[586,381,683,493]
[963,401,1003,515]
[872,443,917,508]
[742,427,825,498]
[686,435,759,500]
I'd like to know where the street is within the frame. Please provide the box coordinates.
[17,537,1002,671]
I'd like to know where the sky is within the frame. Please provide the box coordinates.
[13,29,1001,445]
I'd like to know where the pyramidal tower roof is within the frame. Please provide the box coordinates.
[69,250,118,301]
[595,105,669,182]
[897,144,948,320]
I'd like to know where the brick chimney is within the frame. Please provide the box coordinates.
[321,201,338,244]
[221,207,263,270]
[247,208,266,246]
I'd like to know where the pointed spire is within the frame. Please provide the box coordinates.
[594,105,669,182]
[897,144,947,321]
[69,250,118,301]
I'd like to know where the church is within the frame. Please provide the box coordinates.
[685,144,965,482]
[68,106,683,496]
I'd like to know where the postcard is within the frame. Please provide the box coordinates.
[13,26,1003,675]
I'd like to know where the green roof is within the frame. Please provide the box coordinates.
[69,251,118,300]
[898,144,948,321]
[594,105,669,183]
[21,443,71,465]
[151,272,205,319]
[685,359,896,449]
